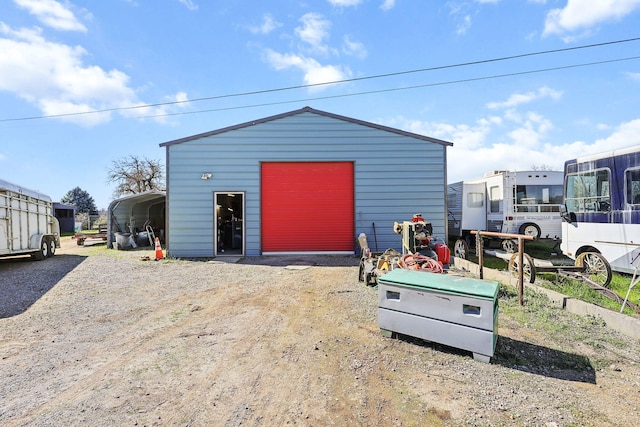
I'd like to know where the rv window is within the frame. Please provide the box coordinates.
[515,185,563,205]
[467,192,483,208]
[489,186,500,213]
[626,168,640,205]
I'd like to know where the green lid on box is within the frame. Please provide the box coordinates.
[378,269,499,299]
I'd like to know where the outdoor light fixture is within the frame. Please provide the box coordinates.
[201,173,212,180]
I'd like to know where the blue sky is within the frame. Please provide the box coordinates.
[1,0,639,209]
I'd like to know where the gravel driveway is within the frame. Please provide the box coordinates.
[1,237,639,426]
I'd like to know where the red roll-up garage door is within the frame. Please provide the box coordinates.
[261,162,354,253]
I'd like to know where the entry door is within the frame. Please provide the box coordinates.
[214,192,245,256]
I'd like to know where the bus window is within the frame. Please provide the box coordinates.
[565,168,611,212]
[626,168,640,205]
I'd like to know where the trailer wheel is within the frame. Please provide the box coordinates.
[501,239,517,253]
[47,238,56,257]
[454,239,469,260]
[519,223,541,240]
[32,239,48,261]
[509,253,536,283]
[576,252,612,288]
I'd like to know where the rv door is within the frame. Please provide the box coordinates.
[461,182,487,232]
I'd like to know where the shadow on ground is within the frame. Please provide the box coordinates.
[238,255,361,267]
[392,333,596,384]
[0,254,87,318]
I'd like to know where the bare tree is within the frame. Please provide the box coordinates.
[107,155,165,198]
[530,164,556,171]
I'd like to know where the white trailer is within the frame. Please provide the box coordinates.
[0,178,60,260]
[448,170,564,256]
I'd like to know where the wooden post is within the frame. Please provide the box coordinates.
[476,231,484,279]
[518,237,524,306]
[470,230,534,305]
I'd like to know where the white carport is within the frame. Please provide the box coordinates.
[107,191,166,249]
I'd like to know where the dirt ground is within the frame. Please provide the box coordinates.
[0,237,639,426]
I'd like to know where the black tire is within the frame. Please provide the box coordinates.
[32,239,48,261]
[358,262,365,282]
[47,238,56,258]
[519,223,541,240]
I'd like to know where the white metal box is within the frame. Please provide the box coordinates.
[378,269,499,363]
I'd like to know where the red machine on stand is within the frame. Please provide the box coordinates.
[358,214,450,286]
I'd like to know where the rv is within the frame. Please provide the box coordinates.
[561,146,640,275]
[0,178,60,260]
[448,170,564,255]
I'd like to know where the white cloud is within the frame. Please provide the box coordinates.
[543,0,640,37]
[626,72,640,82]
[327,0,362,6]
[592,118,640,151]
[456,15,472,35]
[263,49,350,89]
[120,91,190,124]
[384,113,563,183]
[0,23,185,125]
[178,0,198,11]
[380,0,395,11]
[295,13,332,54]
[487,86,562,110]
[342,35,367,59]
[390,116,495,151]
[507,112,553,149]
[13,0,87,32]
[248,14,281,35]
[388,114,640,184]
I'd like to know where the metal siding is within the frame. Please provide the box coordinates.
[165,111,448,257]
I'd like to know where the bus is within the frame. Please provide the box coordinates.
[448,170,563,256]
[561,146,640,275]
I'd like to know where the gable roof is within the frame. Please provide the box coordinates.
[159,106,453,148]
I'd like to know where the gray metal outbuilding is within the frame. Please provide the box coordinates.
[107,190,166,249]
[159,106,452,258]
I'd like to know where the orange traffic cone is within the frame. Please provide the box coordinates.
[154,237,164,260]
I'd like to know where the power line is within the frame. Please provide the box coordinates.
[1,36,639,122]
[124,55,640,120]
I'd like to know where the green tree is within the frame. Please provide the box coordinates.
[107,155,165,198]
[60,187,97,213]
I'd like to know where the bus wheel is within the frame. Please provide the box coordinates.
[454,239,469,260]
[576,252,612,288]
[519,223,541,240]
[509,253,536,283]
